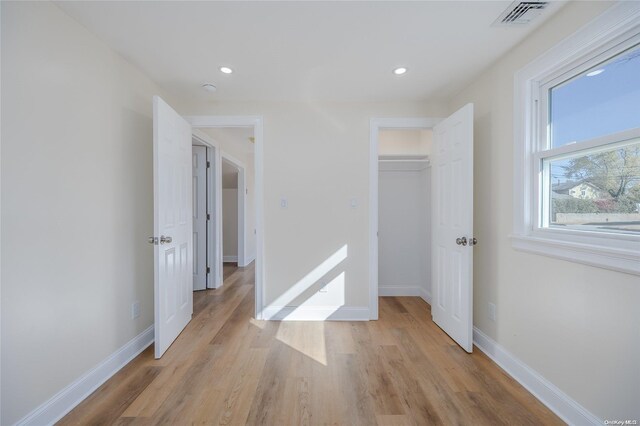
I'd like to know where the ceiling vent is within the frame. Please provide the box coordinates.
[494,1,549,26]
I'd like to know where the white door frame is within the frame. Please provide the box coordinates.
[369,117,442,320]
[221,153,247,268]
[186,116,265,320]
[192,130,223,289]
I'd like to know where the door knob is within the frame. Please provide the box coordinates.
[456,237,467,246]
[470,237,478,246]
[148,236,158,245]
[160,235,173,244]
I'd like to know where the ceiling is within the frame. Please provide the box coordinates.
[56,1,565,103]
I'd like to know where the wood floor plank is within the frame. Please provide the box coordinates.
[211,348,269,426]
[58,264,563,426]
[350,322,406,416]
[376,414,414,426]
[333,353,379,425]
[380,344,444,426]
[58,366,161,426]
[244,340,293,425]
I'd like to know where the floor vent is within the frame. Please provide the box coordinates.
[494,1,549,26]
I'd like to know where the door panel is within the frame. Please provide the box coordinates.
[432,103,474,353]
[192,145,207,291]
[154,96,193,359]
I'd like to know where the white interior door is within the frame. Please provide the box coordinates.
[153,96,193,359]
[192,145,207,291]
[431,103,474,353]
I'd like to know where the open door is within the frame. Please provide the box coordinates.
[192,145,207,291]
[431,103,474,353]
[153,96,193,359]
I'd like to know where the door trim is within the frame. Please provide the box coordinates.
[186,116,265,320]
[369,117,442,320]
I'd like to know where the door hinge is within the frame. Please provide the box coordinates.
[207,213,211,221]
[206,266,211,274]
[206,161,211,168]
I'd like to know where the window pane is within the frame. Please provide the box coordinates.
[547,140,640,234]
[550,45,640,148]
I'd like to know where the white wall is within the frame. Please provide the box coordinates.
[222,189,239,260]
[378,166,430,298]
[0,2,168,424]
[448,1,639,420]
[176,101,448,310]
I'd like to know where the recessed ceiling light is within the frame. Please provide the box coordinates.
[393,67,408,75]
[586,69,604,77]
[220,67,233,74]
[201,83,217,93]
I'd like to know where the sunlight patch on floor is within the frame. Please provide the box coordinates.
[276,321,327,365]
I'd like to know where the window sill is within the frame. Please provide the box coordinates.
[510,233,640,276]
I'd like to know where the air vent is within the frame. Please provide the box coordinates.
[494,1,549,26]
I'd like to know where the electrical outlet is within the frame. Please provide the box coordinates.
[488,302,496,322]
[132,301,141,319]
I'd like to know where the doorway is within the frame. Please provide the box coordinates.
[369,118,441,320]
[377,129,432,303]
[190,128,254,288]
[186,116,265,320]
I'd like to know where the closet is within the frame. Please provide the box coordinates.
[378,129,431,302]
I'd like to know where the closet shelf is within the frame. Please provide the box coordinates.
[378,155,430,171]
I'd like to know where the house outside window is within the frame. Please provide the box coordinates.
[512,3,640,275]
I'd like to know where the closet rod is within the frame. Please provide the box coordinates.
[378,159,430,163]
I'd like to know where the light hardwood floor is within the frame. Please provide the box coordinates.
[59,263,561,425]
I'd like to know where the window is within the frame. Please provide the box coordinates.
[513,3,640,275]
[539,44,640,236]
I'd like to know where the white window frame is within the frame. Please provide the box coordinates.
[512,2,640,276]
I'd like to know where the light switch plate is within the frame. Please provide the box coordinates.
[132,301,141,319]
[488,302,496,321]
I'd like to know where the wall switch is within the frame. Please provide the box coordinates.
[132,301,141,319]
[350,197,358,209]
[488,302,496,322]
[280,197,288,209]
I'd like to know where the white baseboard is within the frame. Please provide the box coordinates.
[242,254,256,267]
[379,285,422,296]
[420,288,432,304]
[223,255,238,262]
[473,327,601,426]
[262,306,370,321]
[378,285,432,304]
[16,325,154,426]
